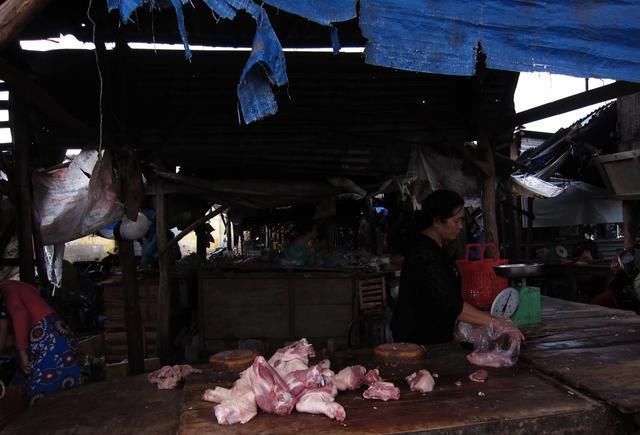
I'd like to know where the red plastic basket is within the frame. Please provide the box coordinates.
[456,243,509,309]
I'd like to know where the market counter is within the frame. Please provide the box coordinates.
[521,296,640,415]
[179,344,616,434]
[5,297,637,434]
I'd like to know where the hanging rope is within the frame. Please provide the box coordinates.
[86,0,104,156]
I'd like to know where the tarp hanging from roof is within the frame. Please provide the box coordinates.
[359,0,640,82]
[235,4,288,124]
[107,0,355,123]
[530,182,622,228]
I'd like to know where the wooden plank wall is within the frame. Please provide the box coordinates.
[199,270,366,353]
[103,278,166,362]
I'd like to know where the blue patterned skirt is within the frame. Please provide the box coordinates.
[26,313,81,404]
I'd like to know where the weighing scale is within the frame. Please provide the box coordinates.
[492,263,544,326]
[490,287,519,319]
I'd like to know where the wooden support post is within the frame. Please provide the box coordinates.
[118,237,145,375]
[225,217,233,251]
[196,227,207,260]
[225,213,236,252]
[622,201,638,250]
[118,153,145,375]
[478,130,499,246]
[155,182,171,362]
[525,197,535,259]
[473,56,500,248]
[11,95,35,284]
[509,139,522,260]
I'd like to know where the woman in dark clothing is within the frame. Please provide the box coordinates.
[391,190,524,345]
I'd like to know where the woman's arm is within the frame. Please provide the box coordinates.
[18,349,31,374]
[458,302,525,341]
[457,301,495,326]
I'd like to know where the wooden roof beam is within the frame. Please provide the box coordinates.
[513,81,640,126]
[0,0,52,50]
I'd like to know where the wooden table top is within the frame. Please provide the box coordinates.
[3,372,182,435]
[180,344,614,434]
[521,296,640,414]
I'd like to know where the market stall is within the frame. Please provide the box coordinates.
[5,297,636,434]
[179,343,615,434]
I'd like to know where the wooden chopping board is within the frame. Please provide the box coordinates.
[208,349,259,372]
[374,343,425,361]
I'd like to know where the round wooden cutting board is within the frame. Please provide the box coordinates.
[209,349,260,372]
[374,343,426,361]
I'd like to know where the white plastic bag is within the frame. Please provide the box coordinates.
[455,321,521,368]
[32,149,124,244]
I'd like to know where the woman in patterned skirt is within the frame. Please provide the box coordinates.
[0,280,80,405]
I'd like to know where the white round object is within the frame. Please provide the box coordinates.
[555,245,568,258]
[119,212,150,240]
[490,287,520,319]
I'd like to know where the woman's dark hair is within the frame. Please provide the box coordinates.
[415,189,464,231]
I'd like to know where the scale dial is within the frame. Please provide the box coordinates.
[490,287,519,319]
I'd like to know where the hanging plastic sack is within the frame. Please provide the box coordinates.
[32,149,124,245]
[43,243,65,289]
[456,243,508,309]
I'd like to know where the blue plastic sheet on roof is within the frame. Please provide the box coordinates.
[237,8,288,124]
[262,0,356,26]
[359,0,640,82]
[329,26,341,55]
[107,0,640,123]
[170,0,191,61]
[202,0,236,19]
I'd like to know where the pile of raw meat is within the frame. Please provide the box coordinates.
[201,338,437,425]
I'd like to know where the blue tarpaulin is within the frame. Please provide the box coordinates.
[262,0,356,26]
[237,8,288,124]
[107,0,640,123]
[360,0,640,82]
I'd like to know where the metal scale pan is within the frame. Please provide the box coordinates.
[490,263,545,319]
[493,263,545,279]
